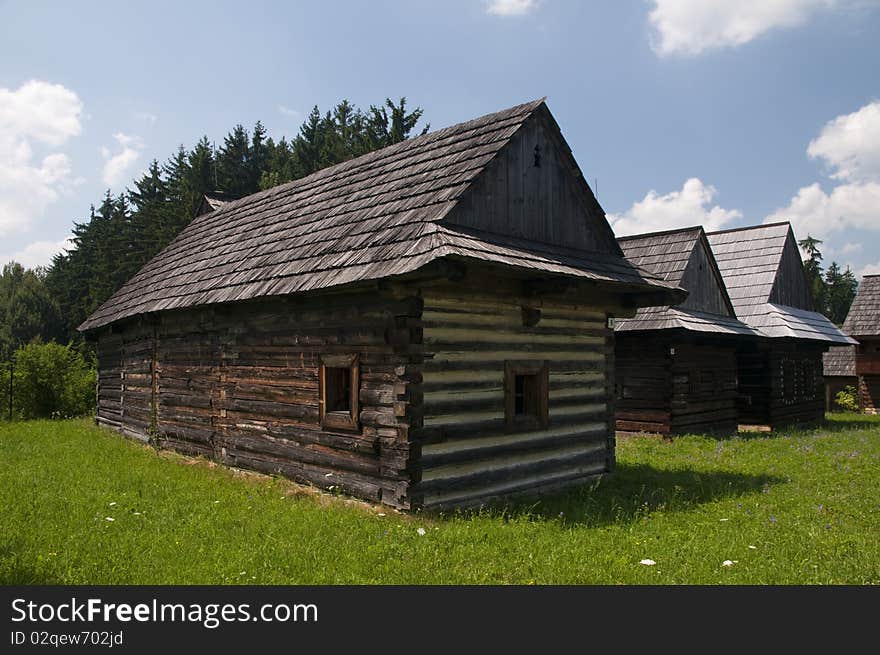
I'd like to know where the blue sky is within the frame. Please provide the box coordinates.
[1,0,878,276]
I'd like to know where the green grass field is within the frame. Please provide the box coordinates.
[1,415,878,584]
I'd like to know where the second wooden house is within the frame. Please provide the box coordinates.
[841,275,880,414]
[706,222,856,427]
[614,226,759,435]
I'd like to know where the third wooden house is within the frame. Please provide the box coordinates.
[706,222,855,427]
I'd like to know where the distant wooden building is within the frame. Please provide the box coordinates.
[842,275,880,414]
[79,99,683,510]
[822,346,857,412]
[706,223,855,427]
[614,227,758,436]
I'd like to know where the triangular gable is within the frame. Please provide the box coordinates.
[678,232,737,317]
[768,227,814,311]
[442,104,621,257]
[616,226,753,335]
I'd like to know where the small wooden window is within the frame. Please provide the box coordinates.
[505,360,549,431]
[319,354,359,432]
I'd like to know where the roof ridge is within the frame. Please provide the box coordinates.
[705,220,790,236]
[195,98,546,220]
[616,225,704,241]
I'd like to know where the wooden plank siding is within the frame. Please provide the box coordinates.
[411,284,614,509]
[94,291,420,508]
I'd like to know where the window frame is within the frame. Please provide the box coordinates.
[319,353,360,432]
[504,360,549,432]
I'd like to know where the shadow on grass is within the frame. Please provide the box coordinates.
[434,463,785,527]
[0,563,64,585]
[821,414,880,433]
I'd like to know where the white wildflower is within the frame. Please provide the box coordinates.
[105,517,115,522]
[639,559,656,566]
[133,512,142,516]
[719,518,729,522]
[748,545,757,550]
[416,527,426,536]
[377,513,386,517]
[109,502,117,507]
[722,560,738,567]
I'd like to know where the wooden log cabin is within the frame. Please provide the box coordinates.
[613,227,759,436]
[705,223,856,428]
[841,275,880,414]
[79,99,685,510]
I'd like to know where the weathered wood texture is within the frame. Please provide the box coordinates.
[444,107,618,254]
[615,334,738,436]
[735,340,826,427]
[81,99,680,333]
[707,223,851,343]
[95,291,419,508]
[411,280,615,509]
[843,275,880,338]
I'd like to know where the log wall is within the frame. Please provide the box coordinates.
[412,284,614,509]
[95,291,420,508]
[615,334,739,436]
[95,275,630,510]
[736,340,826,427]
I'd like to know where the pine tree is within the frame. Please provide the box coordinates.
[798,235,826,313]
[217,125,251,198]
[825,262,858,325]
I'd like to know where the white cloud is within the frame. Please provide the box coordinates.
[0,80,83,236]
[486,0,537,16]
[765,181,880,239]
[765,100,880,241]
[0,236,73,269]
[839,241,863,255]
[807,100,880,183]
[649,0,845,56]
[609,177,742,237]
[101,132,143,188]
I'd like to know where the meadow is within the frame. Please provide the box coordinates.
[1,414,878,584]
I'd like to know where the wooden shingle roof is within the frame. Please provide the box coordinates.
[823,346,856,377]
[842,275,880,337]
[80,99,683,332]
[706,222,855,345]
[615,226,757,336]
